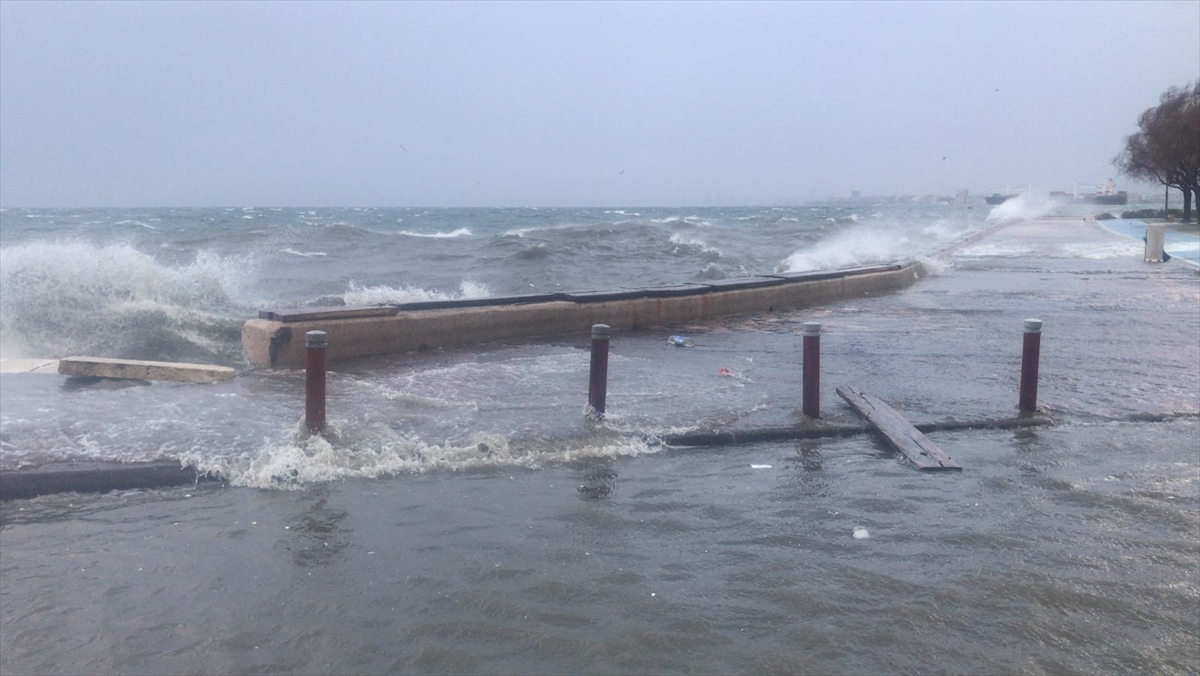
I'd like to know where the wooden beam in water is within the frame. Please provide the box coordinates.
[836,385,962,471]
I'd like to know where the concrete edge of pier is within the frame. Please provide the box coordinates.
[243,261,926,369]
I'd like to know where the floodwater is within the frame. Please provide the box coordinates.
[2,217,1198,674]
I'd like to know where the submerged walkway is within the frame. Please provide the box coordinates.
[2,217,1198,676]
[715,215,1198,431]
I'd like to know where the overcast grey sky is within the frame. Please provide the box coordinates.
[1,1,1197,207]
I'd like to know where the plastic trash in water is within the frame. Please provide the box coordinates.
[750,464,772,469]
[853,527,870,539]
[667,335,695,347]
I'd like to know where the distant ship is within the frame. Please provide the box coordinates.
[1087,192,1128,205]
[1050,179,1128,205]
[1083,178,1128,205]
[984,193,1019,205]
[984,185,1029,205]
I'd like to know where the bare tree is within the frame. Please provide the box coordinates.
[1114,82,1200,222]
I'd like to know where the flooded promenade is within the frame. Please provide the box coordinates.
[2,217,1198,675]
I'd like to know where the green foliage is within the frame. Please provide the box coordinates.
[1121,208,1184,219]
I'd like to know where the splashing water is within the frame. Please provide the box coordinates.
[0,242,252,362]
[779,227,911,272]
[986,192,1056,223]
[341,280,492,305]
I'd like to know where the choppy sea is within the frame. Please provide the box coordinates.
[2,201,1197,675]
[0,205,988,365]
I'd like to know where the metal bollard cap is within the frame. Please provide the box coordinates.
[591,324,611,339]
[1023,318,1043,334]
[802,321,822,336]
[306,330,329,348]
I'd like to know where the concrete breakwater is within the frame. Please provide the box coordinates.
[243,262,922,369]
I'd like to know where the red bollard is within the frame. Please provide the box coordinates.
[1019,319,1042,413]
[802,321,821,418]
[588,324,610,420]
[306,330,327,435]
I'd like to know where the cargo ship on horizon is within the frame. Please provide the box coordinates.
[984,185,1029,205]
[1050,179,1129,205]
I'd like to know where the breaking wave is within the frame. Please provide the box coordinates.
[987,192,1055,223]
[669,233,723,260]
[279,248,327,257]
[779,227,911,271]
[340,280,492,305]
[0,242,252,363]
[397,227,473,238]
[182,427,661,489]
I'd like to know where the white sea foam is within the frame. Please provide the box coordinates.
[182,424,661,489]
[669,233,723,259]
[341,280,491,305]
[502,226,539,237]
[279,248,327,257]
[397,227,473,238]
[986,192,1055,223]
[115,220,157,230]
[958,239,1144,259]
[501,223,587,238]
[0,241,253,359]
[915,255,952,276]
[780,227,910,272]
[921,220,969,240]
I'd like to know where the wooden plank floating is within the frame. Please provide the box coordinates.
[58,357,235,384]
[661,415,1053,448]
[836,385,963,471]
[0,461,207,501]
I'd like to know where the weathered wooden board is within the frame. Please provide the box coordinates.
[58,357,235,384]
[1,461,204,501]
[836,385,962,471]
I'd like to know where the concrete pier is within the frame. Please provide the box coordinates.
[243,262,922,368]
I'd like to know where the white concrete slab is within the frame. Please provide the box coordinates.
[57,357,235,383]
[0,359,60,375]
